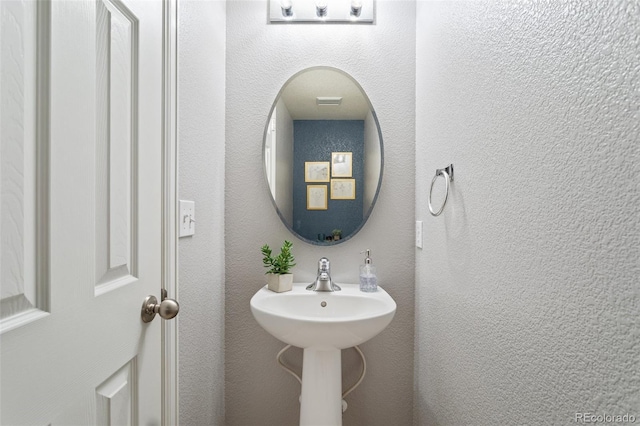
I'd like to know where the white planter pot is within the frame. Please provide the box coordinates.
[267,273,293,293]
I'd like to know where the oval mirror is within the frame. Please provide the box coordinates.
[263,66,383,245]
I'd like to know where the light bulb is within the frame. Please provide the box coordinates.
[280,0,293,17]
[316,0,328,18]
[350,0,362,17]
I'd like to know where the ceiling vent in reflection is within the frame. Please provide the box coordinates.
[316,97,343,106]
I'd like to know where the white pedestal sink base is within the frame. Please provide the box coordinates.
[300,347,342,426]
[250,283,397,426]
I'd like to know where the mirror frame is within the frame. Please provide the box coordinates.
[262,66,384,246]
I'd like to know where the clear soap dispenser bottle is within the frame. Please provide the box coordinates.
[359,249,378,292]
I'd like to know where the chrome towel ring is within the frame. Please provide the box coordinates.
[428,164,454,217]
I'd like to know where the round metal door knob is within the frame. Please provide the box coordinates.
[141,295,180,323]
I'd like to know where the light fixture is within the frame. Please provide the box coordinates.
[315,0,328,18]
[350,0,362,18]
[280,0,293,17]
[316,97,343,106]
[268,0,374,23]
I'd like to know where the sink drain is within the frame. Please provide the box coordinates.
[320,301,327,307]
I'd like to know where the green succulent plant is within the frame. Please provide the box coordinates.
[261,240,296,275]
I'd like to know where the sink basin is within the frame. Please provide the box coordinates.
[250,282,396,349]
[250,282,396,426]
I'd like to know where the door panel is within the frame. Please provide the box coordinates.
[1,0,164,424]
[0,0,49,331]
[95,359,138,426]
[95,0,138,293]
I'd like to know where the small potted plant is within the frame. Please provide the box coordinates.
[261,240,296,292]
[332,229,342,241]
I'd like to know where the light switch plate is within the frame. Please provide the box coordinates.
[179,200,195,237]
[415,220,423,249]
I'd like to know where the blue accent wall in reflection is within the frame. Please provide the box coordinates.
[293,120,364,242]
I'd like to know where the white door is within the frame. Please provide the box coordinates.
[1,0,167,424]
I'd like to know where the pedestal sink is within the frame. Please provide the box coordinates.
[250,283,396,426]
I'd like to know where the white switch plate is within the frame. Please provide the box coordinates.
[179,200,195,237]
[415,220,423,249]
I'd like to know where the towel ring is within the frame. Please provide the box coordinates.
[428,164,454,217]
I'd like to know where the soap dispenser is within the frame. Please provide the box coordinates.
[359,249,378,292]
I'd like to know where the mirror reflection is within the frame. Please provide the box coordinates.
[264,67,383,245]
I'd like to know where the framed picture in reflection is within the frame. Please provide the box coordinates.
[331,152,352,177]
[307,185,328,210]
[330,179,355,200]
[305,162,330,182]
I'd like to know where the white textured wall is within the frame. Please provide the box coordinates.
[415,1,640,425]
[226,1,416,425]
[178,1,226,424]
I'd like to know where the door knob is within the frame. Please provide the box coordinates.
[141,294,180,323]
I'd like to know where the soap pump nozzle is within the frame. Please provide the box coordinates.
[361,249,372,264]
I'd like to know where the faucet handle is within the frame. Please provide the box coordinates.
[318,257,330,273]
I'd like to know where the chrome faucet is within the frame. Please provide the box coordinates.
[306,257,341,292]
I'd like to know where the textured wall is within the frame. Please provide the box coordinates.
[225,1,416,425]
[178,1,226,424]
[415,1,640,425]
